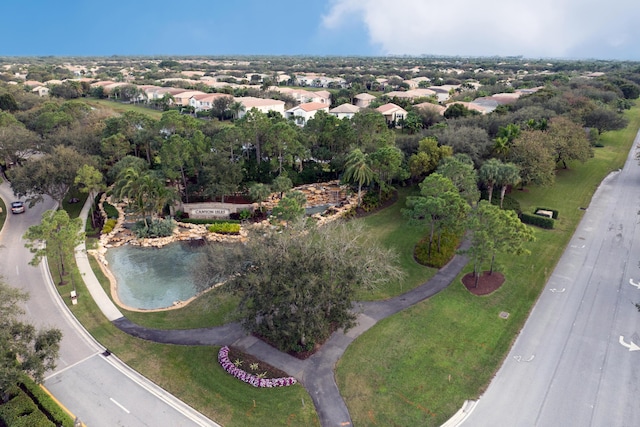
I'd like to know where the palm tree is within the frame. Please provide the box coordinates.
[496,163,521,209]
[343,148,374,207]
[492,136,510,160]
[112,168,174,227]
[478,158,503,203]
[228,101,245,121]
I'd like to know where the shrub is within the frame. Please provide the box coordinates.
[495,194,521,213]
[238,209,252,220]
[361,191,380,212]
[102,202,118,219]
[176,218,240,225]
[414,229,463,268]
[101,218,117,234]
[208,222,241,235]
[535,207,559,219]
[520,212,555,229]
[132,218,175,238]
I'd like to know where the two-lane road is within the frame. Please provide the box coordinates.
[463,136,640,426]
[0,182,216,426]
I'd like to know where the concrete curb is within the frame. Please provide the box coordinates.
[440,400,477,427]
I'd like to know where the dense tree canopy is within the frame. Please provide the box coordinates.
[196,220,403,352]
[0,282,61,402]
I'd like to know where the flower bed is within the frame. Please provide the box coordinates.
[217,346,297,387]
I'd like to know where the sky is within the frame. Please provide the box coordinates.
[2,0,639,60]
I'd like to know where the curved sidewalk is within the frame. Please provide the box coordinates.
[76,195,468,427]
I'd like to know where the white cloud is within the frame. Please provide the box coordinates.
[322,0,640,59]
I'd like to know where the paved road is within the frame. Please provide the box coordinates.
[0,181,217,427]
[461,136,640,426]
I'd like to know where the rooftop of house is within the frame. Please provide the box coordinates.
[235,96,285,108]
[330,103,361,114]
[376,103,406,114]
[354,93,376,100]
[289,102,330,113]
[414,102,447,115]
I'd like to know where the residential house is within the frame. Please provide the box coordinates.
[414,102,446,116]
[428,85,460,103]
[446,101,491,115]
[329,103,360,120]
[354,93,376,108]
[189,93,234,112]
[272,87,331,104]
[145,87,187,103]
[31,85,49,97]
[285,102,330,126]
[385,88,436,100]
[23,80,44,88]
[234,97,286,118]
[172,90,207,107]
[376,103,407,126]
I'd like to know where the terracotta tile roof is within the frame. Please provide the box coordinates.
[330,103,360,114]
[376,103,406,114]
[414,102,446,115]
[191,93,231,101]
[296,102,330,112]
[355,93,376,100]
[235,96,285,108]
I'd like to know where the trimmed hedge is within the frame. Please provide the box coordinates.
[520,212,555,229]
[0,378,74,427]
[22,381,75,427]
[535,207,559,219]
[177,218,241,225]
[0,389,53,427]
[208,222,241,235]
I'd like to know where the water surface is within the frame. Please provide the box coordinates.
[105,242,207,310]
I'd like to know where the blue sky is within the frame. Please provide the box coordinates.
[2,0,640,60]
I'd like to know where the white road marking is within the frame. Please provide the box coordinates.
[44,352,102,380]
[110,397,130,413]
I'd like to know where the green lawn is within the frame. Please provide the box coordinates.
[85,99,163,120]
[335,107,640,426]
[357,186,436,300]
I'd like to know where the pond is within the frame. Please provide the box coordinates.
[305,203,334,216]
[104,241,208,310]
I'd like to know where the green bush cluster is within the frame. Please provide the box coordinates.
[520,212,555,229]
[177,218,240,225]
[0,388,53,427]
[495,194,521,213]
[101,218,117,234]
[535,207,559,219]
[102,201,119,219]
[19,380,75,427]
[207,222,241,234]
[0,380,74,427]
[132,218,175,238]
[414,230,462,268]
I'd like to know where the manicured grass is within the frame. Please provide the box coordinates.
[336,106,640,426]
[85,99,163,120]
[357,186,437,300]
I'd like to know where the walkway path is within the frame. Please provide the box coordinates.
[75,195,468,427]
